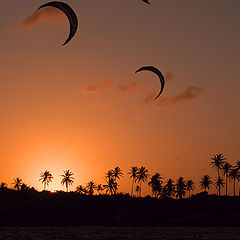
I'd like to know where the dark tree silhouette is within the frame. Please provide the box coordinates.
[200,175,212,192]
[229,167,239,196]
[61,170,74,192]
[112,167,123,180]
[137,166,149,197]
[12,178,23,191]
[176,177,186,199]
[0,182,8,190]
[210,153,226,178]
[75,185,87,195]
[214,176,225,196]
[86,181,97,195]
[21,183,30,191]
[97,184,104,195]
[128,167,138,197]
[135,185,141,197]
[104,177,118,195]
[39,170,53,191]
[148,173,163,198]
[105,170,114,181]
[222,162,232,196]
[186,180,195,198]
[235,161,240,196]
[164,178,175,199]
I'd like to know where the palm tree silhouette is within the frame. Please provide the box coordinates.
[186,180,195,198]
[148,173,163,198]
[21,183,30,191]
[86,181,97,195]
[164,178,175,199]
[97,184,104,195]
[0,182,8,189]
[128,167,138,197]
[229,167,239,196]
[105,170,114,180]
[137,166,149,197]
[221,162,232,196]
[104,177,118,195]
[235,161,240,196]
[112,167,123,180]
[12,178,23,191]
[135,185,141,197]
[75,185,87,195]
[61,170,74,192]
[214,176,225,196]
[39,170,53,191]
[199,175,212,192]
[176,177,186,199]
[210,153,226,178]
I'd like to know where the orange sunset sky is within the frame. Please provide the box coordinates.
[1,0,240,195]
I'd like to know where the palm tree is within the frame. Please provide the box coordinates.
[235,161,240,196]
[199,175,212,192]
[105,170,114,180]
[229,167,239,196]
[21,183,30,191]
[221,162,232,196]
[104,177,118,195]
[76,185,87,195]
[61,170,74,192]
[112,167,123,180]
[186,180,195,198]
[135,185,141,197]
[0,182,7,189]
[86,181,97,195]
[176,177,186,199]
[148,173,163,198]
[97,184,104,195]
[137,166,149,197]
[164,178,175,199]
[210,153,226,177]
[214,176,225,196]
[39,170,53,191]
[128,167,138,197]
[12,178,23,191]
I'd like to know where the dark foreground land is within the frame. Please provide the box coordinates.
[1,227,240,240]
[1,190,240,227]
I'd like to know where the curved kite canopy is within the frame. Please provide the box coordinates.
[142,0,150,4]
[135,66,165,99]
[38,1,78,45]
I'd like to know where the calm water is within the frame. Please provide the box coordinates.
[1,227,240,240]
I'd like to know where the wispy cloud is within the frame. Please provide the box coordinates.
[85,78,114,94]
[7,7,65,31]
[144,86,203,107]
[117,80,139,91]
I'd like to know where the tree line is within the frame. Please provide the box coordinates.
[1,153,240,198]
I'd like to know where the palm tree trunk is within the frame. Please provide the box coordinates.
[131,179,134,197]
[140,181,142,197]
[234,180,236,196]
[225,175,227,196]
[66,182,68,192]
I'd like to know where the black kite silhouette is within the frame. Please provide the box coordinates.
[135,66,165,99]
[38,1,78,45]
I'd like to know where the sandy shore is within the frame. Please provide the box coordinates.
[1,227,240,240]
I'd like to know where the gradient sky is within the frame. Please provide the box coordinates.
[1,0,240,195]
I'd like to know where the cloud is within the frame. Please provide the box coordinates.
[85,78,114,94]
[144,86,203,107]
[117,81,139,91]
[8,7,65,31]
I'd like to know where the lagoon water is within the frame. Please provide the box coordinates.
[1,227,240,240]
